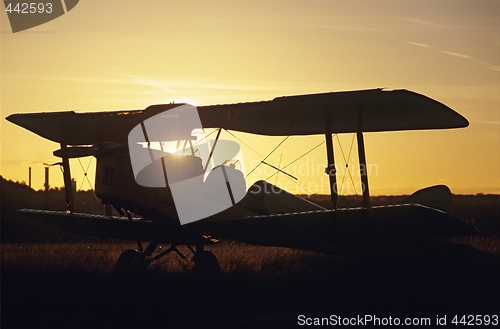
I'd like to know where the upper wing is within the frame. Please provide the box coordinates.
[5,89,468,145]
[5,104,179,145]
[198,89,468,135]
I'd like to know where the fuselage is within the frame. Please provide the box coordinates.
[94,149,250,224]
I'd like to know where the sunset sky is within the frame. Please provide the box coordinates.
[1,0,499,196]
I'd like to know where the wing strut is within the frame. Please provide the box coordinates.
[324,108,338,209]
[357,110,370,208]
[60,143,74,212]
[204,128,222,172]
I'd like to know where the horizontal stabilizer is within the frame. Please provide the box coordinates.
[401,185,452,213]
[243,180,325,215]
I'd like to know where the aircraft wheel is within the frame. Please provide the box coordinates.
[112,249,146,275]
[192,250,221,276]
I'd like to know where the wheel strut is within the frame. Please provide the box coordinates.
[150,245,186,261]
[125,210,143,253]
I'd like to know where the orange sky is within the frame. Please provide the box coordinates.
[1,0,499,195]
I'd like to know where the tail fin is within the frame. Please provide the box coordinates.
[401,185,452,213]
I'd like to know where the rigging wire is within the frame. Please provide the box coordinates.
[275,154,282,185]
[261,160,297,180]
[345,133,358,196]
[192,128,219,147]
[256,139,326,197]
[265,139,325,181]
[245,135,290,179]
[335,133,359,197]
[77,157,95,191]
[285,172,312,195]
[224,129,266,159]
[76,157,105,214]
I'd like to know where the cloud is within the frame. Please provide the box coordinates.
[487,65,500,72]
[119,74,175,93]
[404,41,431,48]
[401,39,500,73]
[2,71,272,95]
[472,120,500,125]
[399,17,450,29]
[440,51,472,60]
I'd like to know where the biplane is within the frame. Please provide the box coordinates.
[6,88,478,270]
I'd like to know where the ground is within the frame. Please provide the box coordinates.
[2,239,499,328]
[1,177,499,328]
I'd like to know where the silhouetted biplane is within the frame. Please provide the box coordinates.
[6,88,477,270]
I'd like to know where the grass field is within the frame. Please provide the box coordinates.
[2,177,499,328]
[2,240,499,328]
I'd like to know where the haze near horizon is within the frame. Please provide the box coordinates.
[1,0,499,195]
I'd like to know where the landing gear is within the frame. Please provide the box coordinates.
[114,210,221,275]
[192,250,221,276]
[112,243,221,276]
[191,238,221,276]
[112,249,146,275]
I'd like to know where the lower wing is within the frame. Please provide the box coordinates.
[18,203,477,251]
